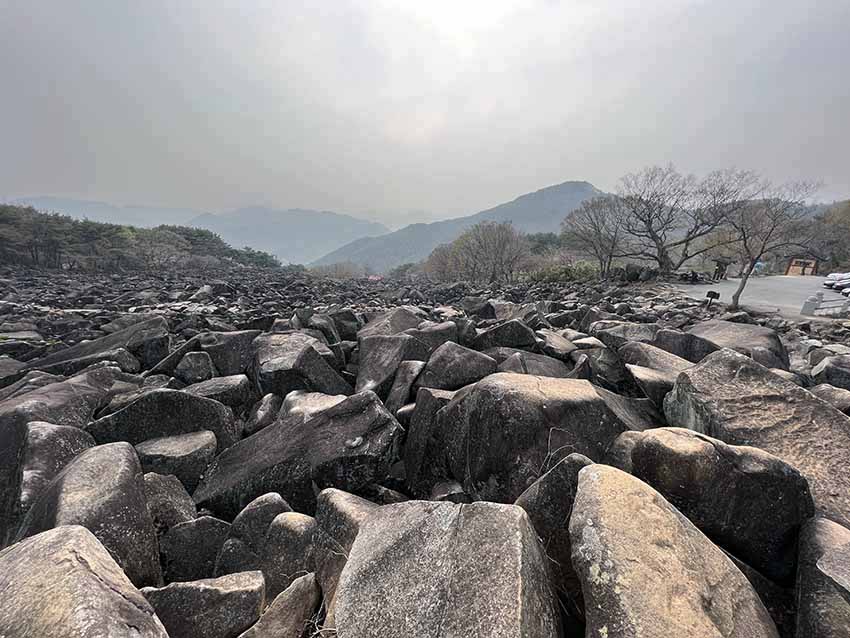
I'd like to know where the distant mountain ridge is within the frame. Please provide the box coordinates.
[188,207,388,265]
[312,180,602,272]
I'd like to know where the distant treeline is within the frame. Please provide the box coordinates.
[0,205,281,271]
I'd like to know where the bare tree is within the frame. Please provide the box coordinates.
[617,165,761,272]
[723,181,820,309]
[561,195,626,277]
[424,221,529,283]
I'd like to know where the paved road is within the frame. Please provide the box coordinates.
[674,275,844,318]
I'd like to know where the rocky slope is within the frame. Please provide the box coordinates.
[1,265,849,637]
[312,180,601,272]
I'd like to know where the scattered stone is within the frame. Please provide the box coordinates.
[436,373,660,502]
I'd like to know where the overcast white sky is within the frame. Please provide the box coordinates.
[1,0,848,223]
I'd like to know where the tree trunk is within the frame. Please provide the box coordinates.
[730,259,757,309]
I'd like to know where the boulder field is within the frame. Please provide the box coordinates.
[1,266,849,636]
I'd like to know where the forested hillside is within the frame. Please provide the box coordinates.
[0,205,280,271]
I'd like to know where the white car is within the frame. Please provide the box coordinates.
[824,272,850,288]
[832,278,850,292]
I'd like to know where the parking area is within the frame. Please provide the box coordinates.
[674,275,844,318]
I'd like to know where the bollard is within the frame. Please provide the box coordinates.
[801,294,821,316]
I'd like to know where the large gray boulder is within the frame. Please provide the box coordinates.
[795,517,850,637]
[194,391,402,516]
[15,442,161,587]
[417,341,497,390]
[0,526,168,637]
[198,330,262,376]
[331,501,561,637]
[251,332,351,397]
[809,383,850,415]
[175,351,217,384]
[403,320,458,351]
[498,350,572,378]
[280,389,346,423]
[21,316,169,376]
[688,319,790,369]
[184,374,253,407]
[384,359,426,414]
[570,465,779,638]
[591,320,661,350]
[404,387,456,496]
[609,427,813,583]
[0,366,138,544]
[143,571,265,638]
[18,421,95,520]
[87,388,239,449]
[665,348,850,528]
[436,373,661,502]
[357,306,424,338]
[471,318,538,350]
[355,334,430,398]
[650,327,720,363]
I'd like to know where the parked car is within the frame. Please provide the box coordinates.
[824,272,850,288]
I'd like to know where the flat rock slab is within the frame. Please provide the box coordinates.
[0,525,168,637]
[332,500,561,637]
[143,571,265,638]
[688,319,789,369]
[136,430,217,492]
[570,465,779,638]
[194,390,402,516]
[87,388,238,449]
[665,348,850,528]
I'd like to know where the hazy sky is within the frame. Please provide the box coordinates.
[1,0,848,224]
